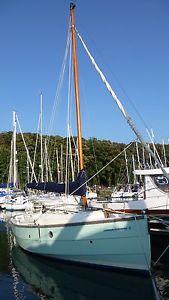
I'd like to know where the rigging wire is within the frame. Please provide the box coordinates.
[75,28,169,179]
[43,24,71,170]
[70,141,135,196]
[47,26,71,137]
[34,24,71,186]
[65,36,73,195]
[76,17,155,143]
[30,113,41,182]
[16,114,37,183]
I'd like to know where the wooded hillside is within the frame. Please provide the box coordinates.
[0,131,168,189]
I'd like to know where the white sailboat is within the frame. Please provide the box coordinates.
[11,3,151,275]
[120,166,169,215]
[2,112,32,211]
[111,147,142,200]
[90,167,169,216]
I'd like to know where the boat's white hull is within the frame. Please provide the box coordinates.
[3,203,27,211]
[91,195,169,215]
[0,197,6,205]
[111,191,139,199]
[98,171,169,215]
[2,198,33,211]
[114,197,168,210]
[11,211,151,275]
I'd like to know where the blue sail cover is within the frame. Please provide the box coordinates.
[0,183,14,188]
[27,170,87,196]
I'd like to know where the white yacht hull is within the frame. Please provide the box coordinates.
[2,199,33,211]
[3,203,27,211]
[105,196,169,213]
[94,171,169,215]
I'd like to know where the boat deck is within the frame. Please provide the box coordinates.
[11,208,145,227]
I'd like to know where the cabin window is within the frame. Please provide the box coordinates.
[49,231,53,238]
[155,176,168,185]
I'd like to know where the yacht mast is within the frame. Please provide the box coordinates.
[70,3,87,206]
[13,111,17,188]
[40,93,44,182]
[124,149,129,185]
[60,144,63,183]
[56,148,61,182]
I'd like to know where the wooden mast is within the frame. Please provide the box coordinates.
[70,3,87,207]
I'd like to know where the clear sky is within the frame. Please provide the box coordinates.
[0,0,169,144]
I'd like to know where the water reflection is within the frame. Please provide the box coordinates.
[0,220,40,300]
[12,246,157,300]
[151,234,169,299]
[154,263,169,300]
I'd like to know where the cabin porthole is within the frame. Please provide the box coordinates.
[89,240,93,244]
[49,231,53,238]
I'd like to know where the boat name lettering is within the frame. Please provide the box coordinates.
[104,226,131,232]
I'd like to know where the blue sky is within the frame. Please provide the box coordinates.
[0,0,169,144]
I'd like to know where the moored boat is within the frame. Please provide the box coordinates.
[11,209,151,274]
[1,194,33,211]
[90,167,169,217]
[11,3,152,276]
